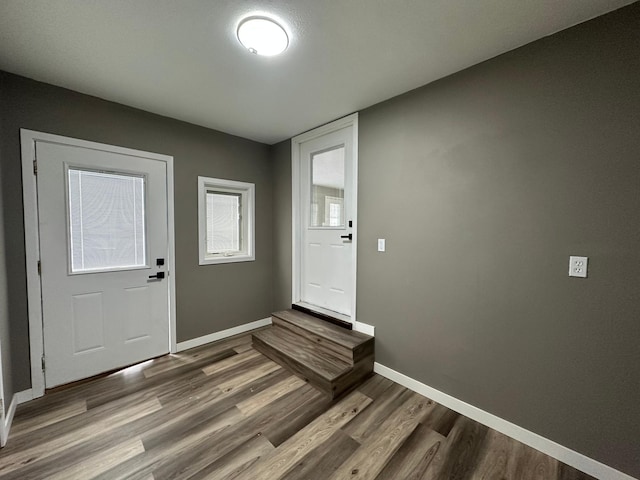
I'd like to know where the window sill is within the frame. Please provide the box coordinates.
[199,254,255,265]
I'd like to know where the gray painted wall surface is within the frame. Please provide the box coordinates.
[0,72,273,392]
[271,140,292,311]
[274,5,640,477]
[0,84,14,410]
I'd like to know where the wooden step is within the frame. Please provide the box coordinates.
[272,309,374,363]
[252,325,373,399]
[252,326,349,394]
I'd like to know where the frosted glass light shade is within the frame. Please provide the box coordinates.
[237,17,288,56]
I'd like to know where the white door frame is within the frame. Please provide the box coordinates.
[291,113,359,324]
[20,129,177,398]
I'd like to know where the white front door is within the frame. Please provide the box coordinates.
[36,140,171,388]
[293,114,358,321]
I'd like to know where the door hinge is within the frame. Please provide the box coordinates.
[41,355,45,371]
[33,159,38,175]
[37,260,42,275]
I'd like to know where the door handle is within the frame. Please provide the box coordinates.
[340,234,353,241]
[148,272,165,280]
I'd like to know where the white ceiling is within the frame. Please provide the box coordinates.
[0,1,634,144]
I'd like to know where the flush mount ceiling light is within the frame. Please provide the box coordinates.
[237,16,289,56]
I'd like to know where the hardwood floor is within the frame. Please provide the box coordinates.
[0,331,595,480]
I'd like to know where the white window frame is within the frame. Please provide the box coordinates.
[198,176,255,265]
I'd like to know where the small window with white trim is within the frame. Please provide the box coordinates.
[198,176,255,265]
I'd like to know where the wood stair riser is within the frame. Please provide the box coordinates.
[272,311,375,364]
[258,325,351,377]
[352,340,375,364]
[273,310,370,345]
[252,335,334,396]
[271,316,354,364]
[333,355,375,398]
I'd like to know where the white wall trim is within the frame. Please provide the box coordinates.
[20,129,178,395]
[176,318,272,352]
[291,113,359,323]
[353,321,375,336]
[197,176,255,265]
[166,150,177,355]
[374,362,636,480]
[1,389,33,446]
[1,394,16,446]
[21,130,46,398]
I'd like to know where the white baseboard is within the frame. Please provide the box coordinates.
[1,389,33,446]
[1,395,16,446]
[176,318,272,352]
[353,321,375,336]
[374,363,636,480]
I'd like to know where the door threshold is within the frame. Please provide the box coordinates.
[292,302,352,330]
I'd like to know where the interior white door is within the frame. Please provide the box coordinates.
[299,126,355,317]
[36,141,170,388]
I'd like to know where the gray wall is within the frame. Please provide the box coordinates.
[274,4,640,477]
[0,82,14,410]
[272,139,292,311]
[0,169,13,415]
[0,71,273,392]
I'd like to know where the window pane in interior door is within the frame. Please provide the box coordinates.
[310,146,345,227]
[68,168,146,272]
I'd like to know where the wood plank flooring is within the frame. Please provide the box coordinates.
[0,331,595,480]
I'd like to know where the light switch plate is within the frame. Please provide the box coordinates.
[569,256,588,278]
[377,239,386,252]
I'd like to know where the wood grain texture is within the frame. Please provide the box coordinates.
[253,330,335,394]
[215,357,282,394]
[279,429,361,480]
[252,310,374,398]
[253,326,350,379]
[201,349,261,376]
[8,399,87,437]
[259,384,332,447]
[375,423,446,480]
[236,375,306,417]
[0,330,595,480]
[342,382,413,442]
[436,416,490,480]
[272,309,372,349]
[328,392,433,480]
[235,390,373,480]
[272,312,373,363]
[186,434,274,480]
[0,397,161,477]
[47,437,145,480]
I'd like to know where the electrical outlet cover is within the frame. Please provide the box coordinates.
[569,256,588,278]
